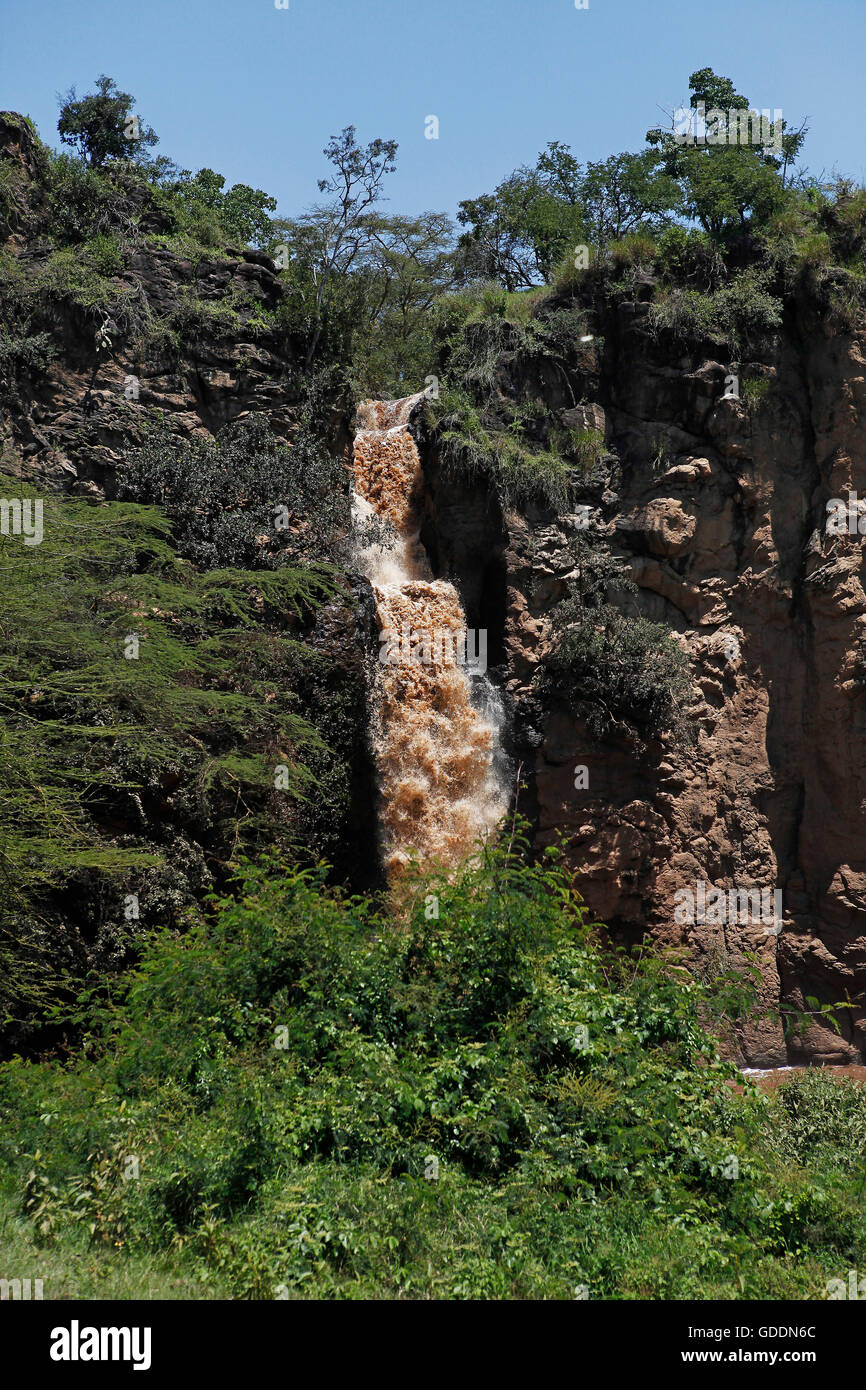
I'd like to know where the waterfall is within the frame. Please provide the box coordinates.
[352,392,508,877]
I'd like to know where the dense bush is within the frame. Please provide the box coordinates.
[0,837,862,1298]
[655,224,724,290]
[428,293,598,509]
[0,471,338,1042]
[648,269,783,352]
[538,535,695,752]
[118,412,348,570]
[712,269,784,351]
[46,153,142,243]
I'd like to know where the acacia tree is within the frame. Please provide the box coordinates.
[302,126,398,369]
[57,75,157,167]
[272,208,456,388]
[353,211,457,389]
[457,151,585,289]
[646,68,807,241]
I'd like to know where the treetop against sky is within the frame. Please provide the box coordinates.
[0,0,863,220]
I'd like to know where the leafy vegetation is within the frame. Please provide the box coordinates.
[0,838,863,1299]
[537,535,695,753]
[118,412,346,570]
[57,75,158,169]
[1,63,865,1305]
[0,459,351,1047]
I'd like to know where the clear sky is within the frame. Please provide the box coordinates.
[2,0,864,220]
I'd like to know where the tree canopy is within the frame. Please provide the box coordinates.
[57,74,158,167]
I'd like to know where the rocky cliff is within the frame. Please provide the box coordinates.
[419,276,866,1065]
[3,111,864,1065]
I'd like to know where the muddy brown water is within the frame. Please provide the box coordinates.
[352,394,508,876]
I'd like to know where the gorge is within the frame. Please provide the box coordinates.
[351,393,508,876]
[1,105,864,1074]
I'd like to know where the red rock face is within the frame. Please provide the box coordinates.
[492,302,866,1066]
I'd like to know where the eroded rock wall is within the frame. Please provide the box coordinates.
[424,291,866,1065]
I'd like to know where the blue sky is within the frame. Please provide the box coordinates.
[2,0,864,219]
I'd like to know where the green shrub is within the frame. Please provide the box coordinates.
[551,245,598,292]
[537,535,695,751]
[86,233,124,277]
[742,373,770,406]
[491,434,572,509]
[118,412,347,570]
[818,183,866,265]
[33,245,146,337]
[647,286,716,345]
[0,252,55,396]
[0,469,338,1042]
[656,225,724,289]
[46,153,153,246]
[795,231,832,270]
[0,161,22,238]
[712,269,784,351]
[553,425,605,474]
[1,838,862,1298]
[648,271,783,352]
[0,329,54,384]
[772,1070,866,1172]
[429,292,597,510]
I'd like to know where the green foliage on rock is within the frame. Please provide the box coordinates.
[538,534,695,752]
[428,291,598,510]
[118,412,347,571]
[0,467,341,1040]
[648,269,784,352]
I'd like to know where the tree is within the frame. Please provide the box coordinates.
[352,211,457,389]
[456,141,678,287]
[579,150,680,247]
[57,75,157,167]
[302,126,398,370]
[646,68,807,241]
[270,208,456,389]
[457,154,585,289]
[171,167,277,246]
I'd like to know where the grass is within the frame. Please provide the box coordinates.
[0,1180,225,1300]
[742,374,771,407]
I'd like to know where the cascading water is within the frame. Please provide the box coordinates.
[352,392,508,877]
